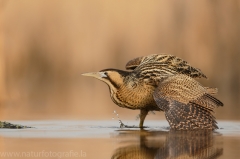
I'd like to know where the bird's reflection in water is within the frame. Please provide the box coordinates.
[111,129,223,159]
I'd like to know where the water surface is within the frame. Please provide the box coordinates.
[0,120,239,159]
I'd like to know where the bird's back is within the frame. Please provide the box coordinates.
[127,54,207,79]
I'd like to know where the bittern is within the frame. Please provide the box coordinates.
[82,54,223,130]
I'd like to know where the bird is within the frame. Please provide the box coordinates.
[82,54,223,130]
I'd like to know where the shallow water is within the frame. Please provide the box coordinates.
[0,120,240,159]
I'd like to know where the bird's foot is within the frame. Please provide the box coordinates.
[118,120,148,128]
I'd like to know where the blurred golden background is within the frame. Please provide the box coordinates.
[0,0,239,121]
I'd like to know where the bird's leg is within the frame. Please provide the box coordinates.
[139,109,148,128]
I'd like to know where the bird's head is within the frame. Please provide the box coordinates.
[82,69,129,90]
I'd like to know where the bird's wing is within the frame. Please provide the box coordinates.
[125,56,145,70]
[153,74,223,111]
[153,74,222,130]
[126,54,207,79]
[160,100,218,130]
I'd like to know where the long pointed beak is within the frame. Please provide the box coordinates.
[82,72,100,78]
[81,72,107,79]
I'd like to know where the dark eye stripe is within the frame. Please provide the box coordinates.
[107,75,120,89]
[101,72,118,88]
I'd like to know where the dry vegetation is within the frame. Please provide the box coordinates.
[0,0,239,120]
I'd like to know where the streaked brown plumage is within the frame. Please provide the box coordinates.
[111,130,223,159]
[82,54,223,130]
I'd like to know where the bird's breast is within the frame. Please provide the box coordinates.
[110,83,158,110]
